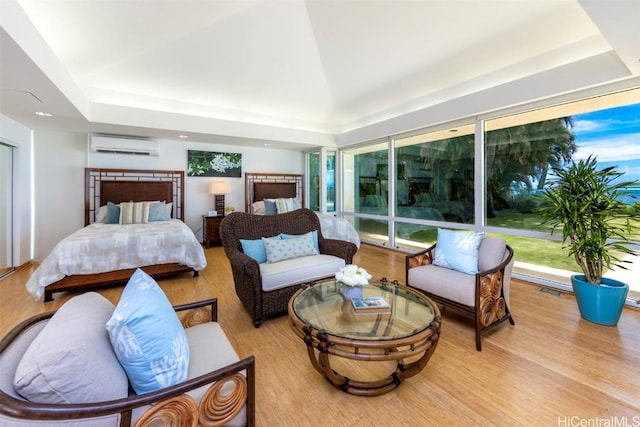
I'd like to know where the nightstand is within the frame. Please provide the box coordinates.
[202,214,224,248]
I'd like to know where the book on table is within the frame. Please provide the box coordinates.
[350,296,390,314]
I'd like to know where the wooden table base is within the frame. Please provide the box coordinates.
[292,318,441,396]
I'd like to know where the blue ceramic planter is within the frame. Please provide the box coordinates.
[571,275,629,326]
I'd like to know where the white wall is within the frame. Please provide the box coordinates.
[0,114,32,267]
[33,130,87,260]
[27,133,304,258]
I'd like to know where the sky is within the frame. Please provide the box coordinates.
[571,102,640,184]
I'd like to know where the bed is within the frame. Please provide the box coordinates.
[244,172,360,247]
[26,168,207,302]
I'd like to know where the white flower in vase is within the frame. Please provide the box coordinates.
[335,264,372,287]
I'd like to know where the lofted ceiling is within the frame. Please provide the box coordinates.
[1,0,639,150]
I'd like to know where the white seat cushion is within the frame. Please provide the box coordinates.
[407,264,476,307]
[260,254,346,291]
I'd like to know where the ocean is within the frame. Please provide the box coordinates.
[618,188,640,205]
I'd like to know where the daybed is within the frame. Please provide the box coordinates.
[220,208,358,326]
[406,230,515,351]
[0,287,255,426]
[26,168,207,301]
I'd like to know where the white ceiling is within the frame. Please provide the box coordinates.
[1,0,639,150]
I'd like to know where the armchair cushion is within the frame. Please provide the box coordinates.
[478,235,507,271]
[14,292,128,404]
[433,228,483,274]
[106,269,189,395]
[407,264,476,306]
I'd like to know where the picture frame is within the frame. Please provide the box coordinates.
[187,150,242,177]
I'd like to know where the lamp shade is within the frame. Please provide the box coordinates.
[209,181,231,195]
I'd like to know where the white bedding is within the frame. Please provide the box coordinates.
[315,213,361,248]
[26,219,207,300]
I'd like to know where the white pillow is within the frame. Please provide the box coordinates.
[14,293,128,404]
[251,201,266,215]
[95,205,108,223]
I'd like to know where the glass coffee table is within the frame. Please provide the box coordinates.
[288,278,441,396]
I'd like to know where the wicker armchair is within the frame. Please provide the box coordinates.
[220,208,358,327]
[406,235,515,351]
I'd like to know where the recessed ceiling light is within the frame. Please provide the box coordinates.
[35,111,52,117]
[264,143,271,146]
[178,135,189,139]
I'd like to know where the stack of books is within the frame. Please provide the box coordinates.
[350,296,390,314]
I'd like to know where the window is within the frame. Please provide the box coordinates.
[338,87,640,296]
[394,124,475,246]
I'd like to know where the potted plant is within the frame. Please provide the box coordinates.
[536,155,638,326]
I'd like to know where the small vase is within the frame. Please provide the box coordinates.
[341,284,363,299]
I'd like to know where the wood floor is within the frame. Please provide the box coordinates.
[2,244,639,426]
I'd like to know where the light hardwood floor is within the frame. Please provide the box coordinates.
[2,244,639,427]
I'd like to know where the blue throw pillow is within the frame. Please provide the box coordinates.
[240,235,281,263]
[281,230,319,253]
[105,202,120,224]
[148,201,169,222]
[264,199,277,215]
[106,269,189,395]
[433,228,484,274]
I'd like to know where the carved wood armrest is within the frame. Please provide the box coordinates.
[405,244,435,270]
[174,298,218,325]
[135,357,255,427]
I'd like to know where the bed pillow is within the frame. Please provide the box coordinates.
[95,205,108,223]
[263,199,277,215]
[106,269,190,395]
[148,201,170,222]
[105,201,121,224]
[433,228,484,274]
[119,201,155,224]
[275,197,300,213]
[14,292,128,404]
[281,230,319,253]
[263,232,318,263]
[240,235,281,263]
[251,201,266,215]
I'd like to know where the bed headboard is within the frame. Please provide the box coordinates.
[244,173,303,212]
[85,168,185,225]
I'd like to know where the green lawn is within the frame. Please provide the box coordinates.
[395,210,639,273]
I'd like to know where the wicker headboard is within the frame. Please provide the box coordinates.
[85,168,185,225]
[244,173,303,212]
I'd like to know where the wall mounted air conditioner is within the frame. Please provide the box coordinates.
[89,134,159,156]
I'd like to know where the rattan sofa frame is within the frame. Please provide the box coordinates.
[220,208,358,327]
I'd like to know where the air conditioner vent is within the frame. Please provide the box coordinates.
[89,134,159,156]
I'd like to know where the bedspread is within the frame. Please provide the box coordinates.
[315,213,361,248]
[26,219,207,300]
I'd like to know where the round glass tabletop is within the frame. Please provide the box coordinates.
[291,279,436,341]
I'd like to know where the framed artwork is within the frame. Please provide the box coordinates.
[187,150,242,177]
